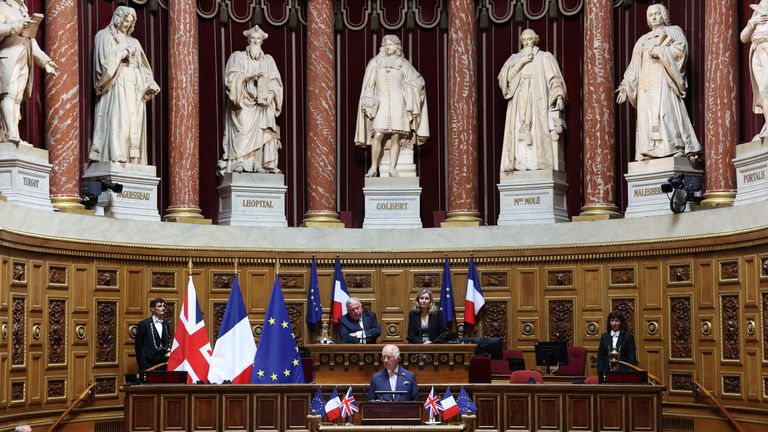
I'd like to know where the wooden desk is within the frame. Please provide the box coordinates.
[305,343,476,384]
[124,383,664,432]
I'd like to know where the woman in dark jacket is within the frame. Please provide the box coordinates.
[407,288,448,344]
[597,310,637,373]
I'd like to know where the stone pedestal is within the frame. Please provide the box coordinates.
[733,139,768,206]
[378,146,417,177]
[363,177,422,229]
[497,170,568,225]
[624,158,702,218]
[0,142,53,211]
[218,173,287,227]
[83,162,161,220]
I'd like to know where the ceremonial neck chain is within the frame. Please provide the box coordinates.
[150,319,166,350]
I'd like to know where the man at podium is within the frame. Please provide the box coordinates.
[367,344,418,401]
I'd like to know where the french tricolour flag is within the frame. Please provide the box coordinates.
[464,257,485,327]
[325,386,342,421]
[330,258,350,324]
[441,387,460,420]
[208,275,257,384]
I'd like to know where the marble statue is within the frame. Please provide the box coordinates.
[89,6,160,165]
[616,4,701,162]
[218,25,283,174]
[498,29,567,173]
[0,0,58,145]
[742,0,768,140]
[354,35,429,177]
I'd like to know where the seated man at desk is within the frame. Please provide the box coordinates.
[338,297,381,344]
[368,344,419,401]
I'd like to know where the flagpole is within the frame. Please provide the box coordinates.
[187,257,193,276]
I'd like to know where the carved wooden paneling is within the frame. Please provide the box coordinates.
[48,299,66,365]
[611,298,636,335]
[345,273,372,290]
[761,257,768,278]
[669,296,692,360]
[285,303,304,346]
[12,297,25,366]
[48,265,68,287]
[610,267,636,287]
[47,378,66,399]
[481,271,508,289]
[151,271,176,290]
[719,260,739,283]
[212,272,235,290]
[213,302,227,344]
[96,301,117,364]
[548,299,574,345]
[279,273,304,290]
[12,261,26,284]
[546,269,573,288]
[668,264,691,284]
[10,381,24,402]
[720,294,740,362]
[412,272,440,289]
[722,375,742,396]
[164,302,176,341]
[482,300,508,341]
[96,268,118,289]
[763,292,768,362]
[94,376,118,396]
[669,373,693,393]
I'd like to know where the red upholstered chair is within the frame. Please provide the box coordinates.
[510,370,543,384]
[490,349,524,375]
[468,355,492,383]
[301,356,314,383]
[584,375,600,384]
[553,346,587,376]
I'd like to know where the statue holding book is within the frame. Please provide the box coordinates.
[742,0,768,140]
[0,1,57,145]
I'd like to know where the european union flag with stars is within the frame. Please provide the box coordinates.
[306,257,322,330]
[251,275,305,384]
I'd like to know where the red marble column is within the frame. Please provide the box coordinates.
[701,0,738,207]
[302,0,342,227]
[45,0,84,212]
[442,0,482,227]
[575,0,620,220]
[165,0,207,222]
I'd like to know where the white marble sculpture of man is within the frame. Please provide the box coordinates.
[0,0,58,145]
[497,29,567,173]
[354,35,429,177]
[89,6,160,165]
[742,0,768,140]
[218,25,283,174]
[616,4,701,162]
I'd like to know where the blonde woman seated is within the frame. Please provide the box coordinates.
[406,288,448,344]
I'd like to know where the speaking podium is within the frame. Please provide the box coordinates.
[360,401,421,425]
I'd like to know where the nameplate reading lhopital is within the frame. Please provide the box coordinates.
[243,199,274,208]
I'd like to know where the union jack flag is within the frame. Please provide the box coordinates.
[167,276,212,383]
[339,386,359,418]
[424,386,444,418]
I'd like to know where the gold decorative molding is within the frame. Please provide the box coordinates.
[701,320,712,336]
[647,320,659,336]
[441,211,482,227]
[521,322,535,337]
[302,211,344,228]
[32,324,40,340]
[75,324,86,340]
[585,321,599,336]
[747,319,756,337]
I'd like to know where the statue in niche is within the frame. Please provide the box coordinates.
[616,3,701,163]
[89,6,160,165]
[354,35,429,178]
[0,0,58,145]
[742,0,768,141]
[218,25,283,174]
[497,29,568,173]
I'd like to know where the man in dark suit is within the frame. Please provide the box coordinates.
[338,297,381,344]
[597,310,637,373]
[135,298,170,372]
[367,344,418,401]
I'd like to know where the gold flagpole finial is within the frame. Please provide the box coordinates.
[275,256,280,275]
[187,258,193,275]
[234,257,239,273]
